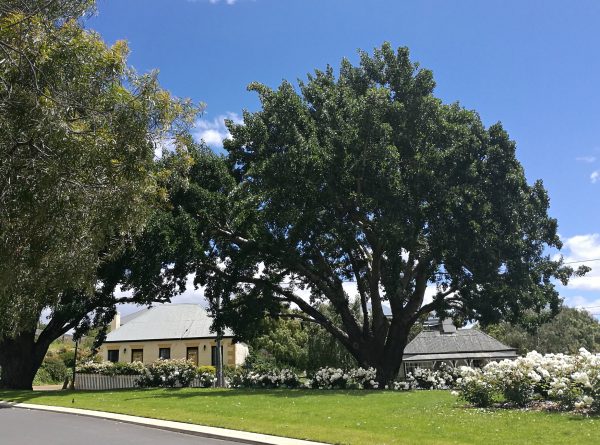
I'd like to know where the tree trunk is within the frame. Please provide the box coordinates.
[0,330,48,390]
[374,352,405,388]
[351,322,410,389]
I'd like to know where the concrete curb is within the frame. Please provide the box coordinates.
[0,401,329,445]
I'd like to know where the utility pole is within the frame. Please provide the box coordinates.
[215,292,224,388]
[70,340,78,390]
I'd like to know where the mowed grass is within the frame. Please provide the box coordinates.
[1,388,598,445]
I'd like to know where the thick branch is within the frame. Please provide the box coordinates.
[205,265,357,352]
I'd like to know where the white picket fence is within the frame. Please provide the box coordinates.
[75,373,210,390]
[75,374,140,390]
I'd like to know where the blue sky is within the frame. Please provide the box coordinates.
[89,0,600,316]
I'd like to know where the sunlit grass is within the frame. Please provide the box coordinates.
[1,388,598,445]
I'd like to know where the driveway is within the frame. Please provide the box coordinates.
[0,405,240,445]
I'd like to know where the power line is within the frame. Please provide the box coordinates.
[562,258,600,265]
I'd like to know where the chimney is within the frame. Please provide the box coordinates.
[110,312,121,332]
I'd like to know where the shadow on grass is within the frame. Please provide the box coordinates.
[0,387,384,404]
[119,387,383,402]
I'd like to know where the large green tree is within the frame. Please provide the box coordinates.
[0,1,197,389]
[133,44,586,386]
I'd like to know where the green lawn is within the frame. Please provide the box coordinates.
[0,388,598,445]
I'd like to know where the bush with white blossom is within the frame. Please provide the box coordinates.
[229,368,301,388]
[76,360,145,375]
[310,367,379,389]
[456,348,600,412]
[402,364,459,390]
[137,359,203,388]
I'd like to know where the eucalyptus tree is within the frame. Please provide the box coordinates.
[0,1,198,388]
[138,43,586,386]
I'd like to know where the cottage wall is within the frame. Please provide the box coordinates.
[99,337,246,366]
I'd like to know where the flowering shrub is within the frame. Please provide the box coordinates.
[310,367,379,389]
[310,368,350,389]
[137,359,199,388]
[196,371,217,388]
[348,367,379,389]
[456,349,600,412]
[455,367,495,407]
[229,368,301,388]
[403,364,459,390]
[76,361,145,375]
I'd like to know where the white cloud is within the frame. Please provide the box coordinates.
[193,112,243,149]
[576,156,597,163]
[591,171,600,183]
[559,234,600,291]
[563,295,600,317]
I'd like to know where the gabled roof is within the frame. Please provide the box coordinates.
[105,304,233,343]
[404,328,516,358]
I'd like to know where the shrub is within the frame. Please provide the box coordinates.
[58,350,76,368]
[348,368,379,389]
[76,361,145,375]
[229,368,301,388]
[196,371,216,388]
[110,361,146,375]
[41,357,68,383]
[310,367,351,389]
[137,359,198,388]
[310,367,379,389]
[456,349,600,412]
[399,364,459,391]
[198,365,216,375]
[32,367,53,386]
[456,367,495,407]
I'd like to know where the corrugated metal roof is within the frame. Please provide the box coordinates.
[105,304,233,343]
[404,328,516,356]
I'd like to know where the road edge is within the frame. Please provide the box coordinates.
[0,401,329,445]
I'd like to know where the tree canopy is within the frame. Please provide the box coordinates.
[0,0,198,388]
[483,307,600,355]
[137,43,585,385]
[0,0,196,333]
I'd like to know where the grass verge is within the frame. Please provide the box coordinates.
[0,388,598,445]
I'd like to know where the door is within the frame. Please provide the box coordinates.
[186,347,199,366]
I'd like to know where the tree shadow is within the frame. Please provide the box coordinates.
[120,387,381,402]
[0,387,382,404]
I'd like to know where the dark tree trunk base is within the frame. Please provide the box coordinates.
[0,331,47,390]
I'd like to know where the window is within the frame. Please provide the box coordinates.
[107,349,119,363]
[472,359,486,368]
[131,349,143,363]
[186,347,199,366]
[211,346,224,366]
[159,347,171,360]
[404,361,432,375]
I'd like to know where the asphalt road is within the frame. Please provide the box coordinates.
[0,406,240,445]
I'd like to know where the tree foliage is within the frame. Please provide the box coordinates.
[247,306,359,372]
[483,307,600,355]
[0,0,198,389]
[0,0,197,335]
[118,43,586,385]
